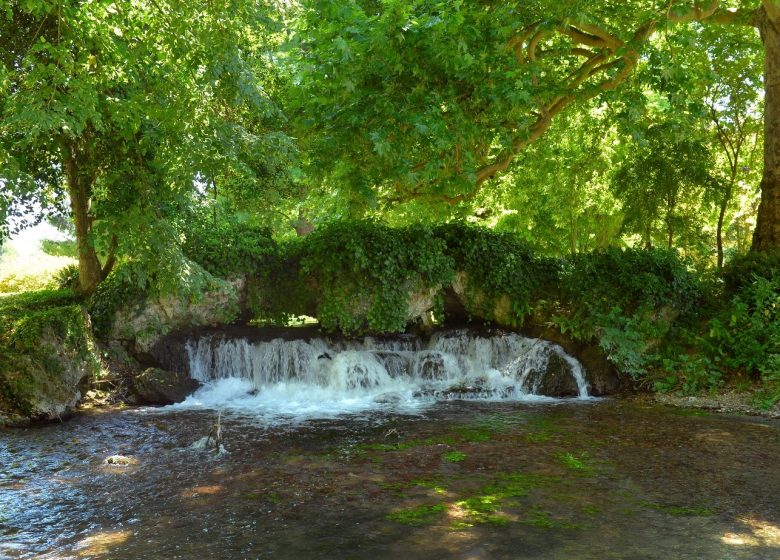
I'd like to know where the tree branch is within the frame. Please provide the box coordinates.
[101,234,118,279]
[404,1,762,200]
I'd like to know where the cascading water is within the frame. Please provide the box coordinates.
[171,329,590,418]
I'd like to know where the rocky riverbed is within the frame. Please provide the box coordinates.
[1,399,778,559]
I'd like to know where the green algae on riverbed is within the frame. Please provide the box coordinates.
[1,400,779,559]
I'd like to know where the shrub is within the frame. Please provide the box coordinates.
[554,248,703,377]
[434,222,560,325]
[0,289,98,415]
[722,251,780,296]
[182,215,277,278]
[51,264,79,290]
[707,276,780,380]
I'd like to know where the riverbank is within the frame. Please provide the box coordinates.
[643,390,780,420]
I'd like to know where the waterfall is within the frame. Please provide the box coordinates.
[175,329,590,415]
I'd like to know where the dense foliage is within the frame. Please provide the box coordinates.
[250,220,455,334]
[0,290,98,414]
[0,0,295,293]
[555,249,704,377]
[3,1,780,412]
[181,213,277,278]
[434,223,559,325]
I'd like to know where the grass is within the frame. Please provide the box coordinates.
[638,500,715,517]
[553,451,595,475]
[523,506,583,529]
[0,252,76,294]
[386,504,446,526]
[442,450,466,463]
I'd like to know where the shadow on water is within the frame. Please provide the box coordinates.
[1,400,779,559]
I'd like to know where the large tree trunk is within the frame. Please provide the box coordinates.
[61,141,103,296]
[751,9,780,251]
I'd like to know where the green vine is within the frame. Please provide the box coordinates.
[300,220,454,334]
[0,290,98,415]
[433,223,560,326]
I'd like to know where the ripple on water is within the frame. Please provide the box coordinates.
[0,401,778,559]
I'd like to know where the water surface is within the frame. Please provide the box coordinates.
[1,401,778,559]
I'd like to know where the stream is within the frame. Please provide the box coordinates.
[1,400,779,559]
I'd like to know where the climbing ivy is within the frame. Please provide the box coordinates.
[298,220,454,334]
[553,248,704,377]
[87,263,151,339]
[182,214,278,278]
[434,223,560,325]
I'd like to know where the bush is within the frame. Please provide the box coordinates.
[0,289,98,415]
[434,222,560,325]
[722,251,780,296]
[554,248,703,377]
[298,220,454,334]
[707,276,780,379]
[51,264,79,290]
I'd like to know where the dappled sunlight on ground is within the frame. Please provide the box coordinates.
[722,517,780,548]
[694,429,734,444]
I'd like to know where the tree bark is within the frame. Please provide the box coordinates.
[752,8,780,251]
[716,196,728,268]
[61,140,103,296]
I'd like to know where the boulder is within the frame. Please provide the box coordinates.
[0,307,99,426]
[534,351,581,397]
[450,272,514,325]
[521,321,625,396]
[448,271,624,396]
[109,276,246,354]
[132,367,201,405]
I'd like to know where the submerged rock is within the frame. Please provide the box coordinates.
[105,455,137,466]
[132,367,201,405]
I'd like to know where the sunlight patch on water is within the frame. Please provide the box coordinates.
[75,529,132,557]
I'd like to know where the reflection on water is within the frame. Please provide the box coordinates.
[1,401,779,559]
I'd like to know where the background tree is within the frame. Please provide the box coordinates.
[288,0,779,252]
[0,0,294,295]
[612,124,716,251]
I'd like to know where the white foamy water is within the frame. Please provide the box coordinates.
[168,330,590,420]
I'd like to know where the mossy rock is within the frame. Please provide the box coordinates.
[0,291,100,425]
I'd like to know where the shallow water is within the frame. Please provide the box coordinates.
[1,400,779,559]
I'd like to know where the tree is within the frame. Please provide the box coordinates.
[613,124,715,250]
[701,28,764,266]
[290,0,779,251]
[0,0,293,295]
